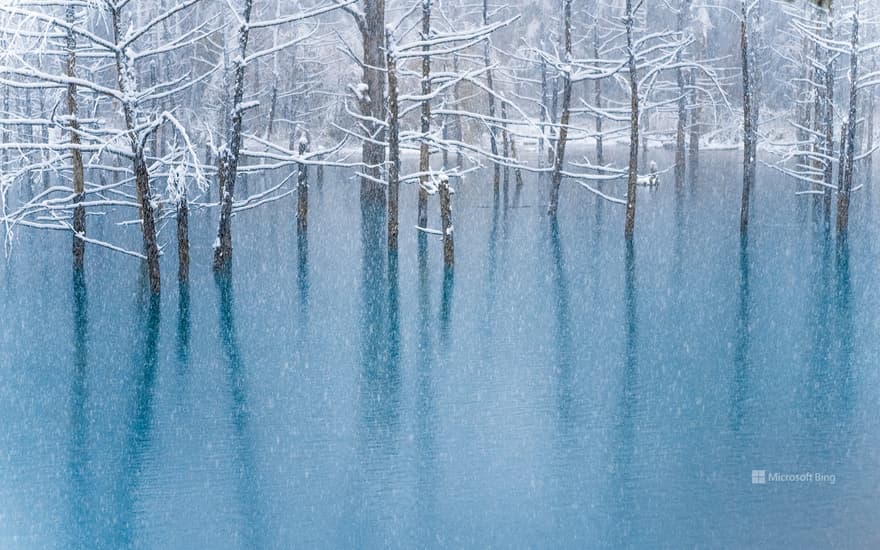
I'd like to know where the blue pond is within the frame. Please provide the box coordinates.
[1,149,879,548]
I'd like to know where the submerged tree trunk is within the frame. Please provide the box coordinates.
[593,20,604,167]
[440,174,454,267]
[66,5,86,270]
[740,0,755,235]
[418,0,432,229]
[483,0,500,197]
[837,4,859,233]
[177,192,189,282]
[822,7,835,222]
[624,0,639,239]
[214,0,254,272]
[298,134,309,234]
[452,54,464,168]
[358,0,387,206]
[675,0,690,187]
[386,29,400,251]
[1,83,7,166]
[509,110,524,204]
[501,100,510,205]
[866,60,875,183]
[549,66,559,167]
[110,5,160,293]
[540,55,549,167]
[135,154,162,293]
[266,0,282,139]
[796,5,815,175]
[547,0,572,217]
[688,69,700,182]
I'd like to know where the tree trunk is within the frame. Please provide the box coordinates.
[298,134,309,234]
[837,4,859,233]
[359,0,387,206]
[624,0,639,239]
[593,21,604,167]
[177,193,189,282]
[66,5,86,270]
[386,29,400,251]
[540,55,549,168]
[687,70,700,183]
[1,84,7,166]
[866,59,875,184]
[740,0,754,235]
[501,99,510,205]
[110,5,160,292]
[812,39,825,194]
[547,0,572,217]
[482,0,500,197]
[452,54,464,168]
[822,7,835,222]
[418,0,432,229]
[675,0,690,187]
[135,153,162,293]
[796,5,815,174]
[440,174,454,267]
[214,0,254,272]
[509,117,524,205]
[267,85,278,138]
[39,92,49,189]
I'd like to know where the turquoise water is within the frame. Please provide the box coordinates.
[1,150,879,548]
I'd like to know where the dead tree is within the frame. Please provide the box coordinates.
[501,99,510,203]
[837,1,860,233]
[740,0,756,235]
[440,173,453,267]
[592,17,604,167]
[675,0,692,187]
[540,52,549,167]
[865,57,876,182]
[386,28,400,251]
[213,0,254,272]
[547,0,572,217]
[108,2,162,292]
[339,0,387,206]
[482,0,500,196]
[822,6,836,220]
[65,4,86,269]
[687,69,700,181]
[418,0,432,230]
[168,162,190,282]
[298,133,309,233]
[624,0,640,239]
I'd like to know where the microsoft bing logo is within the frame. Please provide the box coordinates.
[752,470,766,484]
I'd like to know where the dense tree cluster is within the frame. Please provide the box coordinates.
[0,0,875,292]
